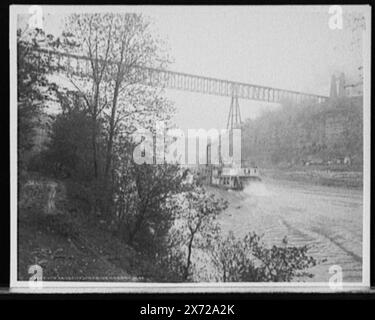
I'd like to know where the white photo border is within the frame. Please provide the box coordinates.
[9,4,372,292]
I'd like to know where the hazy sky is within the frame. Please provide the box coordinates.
[16,5,367,131]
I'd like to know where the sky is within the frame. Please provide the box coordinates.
[16,5,367,131]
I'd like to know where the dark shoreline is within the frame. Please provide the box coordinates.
[260,167,363,190]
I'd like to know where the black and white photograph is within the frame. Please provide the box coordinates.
[10,5,371,291]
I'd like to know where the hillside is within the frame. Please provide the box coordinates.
[241,97,363,169]
[18,175,164,282]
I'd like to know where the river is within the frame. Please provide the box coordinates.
[207,178,363,283]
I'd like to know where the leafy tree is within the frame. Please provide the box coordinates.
[17,27,60,184]
[125,163,186,246]
[37,93,107,215]
[209,231,316,282]
[166,188,227,280]
[60,14,115,183]
[46,103,98,180]
[59,13,173,216]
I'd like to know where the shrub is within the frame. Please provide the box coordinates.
[209,231,317,282]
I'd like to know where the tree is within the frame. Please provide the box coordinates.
[17,27,60,182]
[45,97,99,180]
[61,14,115,183]
[101,14,170,194]
[166,187,227,280]
[125,163,186,246]
[60,13,173,216]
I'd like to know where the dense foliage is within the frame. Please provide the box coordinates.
[209,232,316,282]
[17,27,59,180]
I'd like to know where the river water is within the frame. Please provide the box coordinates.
[207,178,363,283]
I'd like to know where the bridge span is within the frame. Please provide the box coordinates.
[33,47,328,105]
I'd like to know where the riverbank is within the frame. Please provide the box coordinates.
[260,166,363,190]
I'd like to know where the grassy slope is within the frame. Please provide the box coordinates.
[18,178,156,282]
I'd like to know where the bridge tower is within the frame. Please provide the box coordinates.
[224,87,243,165]
[226,88,242,130]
